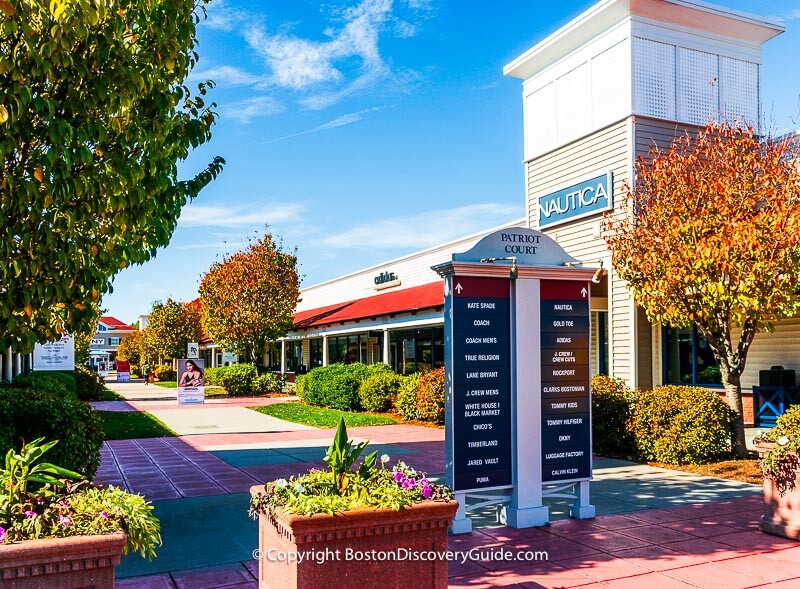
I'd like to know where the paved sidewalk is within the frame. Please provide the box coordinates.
[92,388,798,588]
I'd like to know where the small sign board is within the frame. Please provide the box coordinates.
[449,276,513,492]
[540,280,592,483]
[538,172,612,229]
[116,360,131,382]
[177,358,205,404]
[33,334,75,371]
[187,342,199,359]
[222,351,238,365]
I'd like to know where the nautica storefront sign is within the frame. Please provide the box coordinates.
[538,172,612,228]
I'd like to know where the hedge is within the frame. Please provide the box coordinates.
[395,373,422,421]
[298,363,391,411]
[74,365,105,401]
[0,385,103,478]
[591,375,635,457]
[154,364,176,381]
[359,371,403,412]
[205,366,229,386]
[630,384,731,464]
[253,372,284,395]
[416,368,445,424]
[220,363,258,396]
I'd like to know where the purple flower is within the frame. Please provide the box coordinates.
[402,478,415,490]
[24,510,37,519]
[393,471,405,483]
[99,511,109,519]
[58,515,72,527]
[0,527,6,543]
[59,500,69,507]
[420,485,433,499]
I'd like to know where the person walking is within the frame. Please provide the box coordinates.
[142,362,151,385]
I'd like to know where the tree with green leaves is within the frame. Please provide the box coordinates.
[603,123,800,457]
[0,0,224,354]
[199,233,300,366]
[145,299,203,361]
[116,329,142,366]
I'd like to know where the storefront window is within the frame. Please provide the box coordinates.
[389,327,444,375]
[664,326,721,385]
[310,338,323,368]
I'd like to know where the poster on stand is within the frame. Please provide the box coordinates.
[33,334,75,371]
[116,360,131,382]
[177,358,205,404]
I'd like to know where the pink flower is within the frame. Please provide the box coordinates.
[402,478,415,490]
[393,471,405,483]
[0,527,6,543]
[24,510,36,519]
[99,511,109,519]
[421,485,433,499]
[59,515,72,527]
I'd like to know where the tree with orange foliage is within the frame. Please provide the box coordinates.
[604,123,800,457]
[199,233,300,367]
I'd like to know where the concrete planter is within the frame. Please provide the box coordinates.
[0,531,126,589]
[757,442,800,540]
[252,486,457,589]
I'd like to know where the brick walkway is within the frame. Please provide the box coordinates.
[96,385,797,588]
[116,494,800,589]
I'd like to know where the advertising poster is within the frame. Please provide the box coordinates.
[116,360,131,382]
[187,342,199,359]
[177,358,205,404]
[33,334,75,371]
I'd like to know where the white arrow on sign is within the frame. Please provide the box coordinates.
[455,283,464,294]
[580,287,588,298]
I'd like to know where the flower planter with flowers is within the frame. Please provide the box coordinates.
[249,418,457,589]
[0,438,161,588]
[755,405,800,540]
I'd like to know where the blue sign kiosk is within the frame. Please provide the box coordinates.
[433,227,598,533]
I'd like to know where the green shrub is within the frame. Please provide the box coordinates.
[154,364,176,381]
[253,372,284,395]
[0,386,103,478]
[758,405,800,494]
[591,375,635,457]
[74,365,105,401]
[14,372,75,396]
[220,363,258,396]
[359,371,403,412]
[630,384,731,465]
[416,368,445,424]
[130,363,141,378]
[298,363,390,411]
[295,373,308,398]
[205,366,229,386]
[395,373,421,420]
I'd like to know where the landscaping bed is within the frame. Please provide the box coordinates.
[648,458,762,485]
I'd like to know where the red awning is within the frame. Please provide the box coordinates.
[293,282,443,330]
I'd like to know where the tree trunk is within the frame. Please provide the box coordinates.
[724,373,748,458]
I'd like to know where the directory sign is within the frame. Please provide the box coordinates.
[451,276,512,491]
[540,280,591,482]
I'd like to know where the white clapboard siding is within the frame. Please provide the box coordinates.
[733,319,800,392]
[297,219,526,312]
[527,119,632,383]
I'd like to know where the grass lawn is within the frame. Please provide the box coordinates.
[251,402,397,428]
[99,387,124,401]
[154,381,227,397]
[98,411,177,440]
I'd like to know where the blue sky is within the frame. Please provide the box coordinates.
[102,0,800,325]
